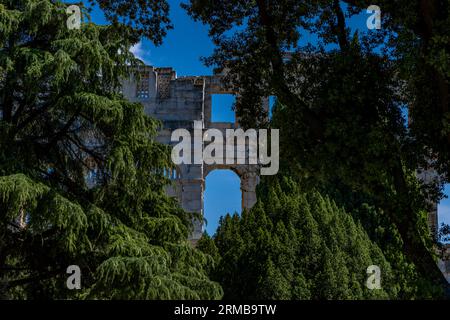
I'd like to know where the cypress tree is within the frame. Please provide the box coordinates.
[211,177,398,300]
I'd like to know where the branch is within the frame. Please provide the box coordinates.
[332,0,350,52]
[46,107,82,150]
[255,0,324,141]
[3,268,64,289]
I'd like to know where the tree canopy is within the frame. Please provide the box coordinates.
[0,0,221,299]
[90,0,172,45]
[1,0,449,300]
[201,176,422,299]
[184,0,450,295]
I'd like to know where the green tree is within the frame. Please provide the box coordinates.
[0,0,222,299]
[89,0,172,45]
[196,232,220,275]
[183,0,449,295]
[342,0,450,178]
[212,177,399,300]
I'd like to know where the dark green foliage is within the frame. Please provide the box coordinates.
[196,232,220,276]
[342,0,450,179]
[90,0,172,45]
[197,232,220,264]
[0,0,222,299]
[1,0,448,300]
[184,0,450,295]
[212,177,398,300]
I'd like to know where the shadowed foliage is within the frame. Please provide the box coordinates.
[0,0,222,299]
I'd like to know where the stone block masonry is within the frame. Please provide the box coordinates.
[122,66,268,242]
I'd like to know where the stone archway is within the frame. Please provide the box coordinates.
[204,164,260,212]
[122,64,266,242]
[173,163,260,242]
[203,169,242,234]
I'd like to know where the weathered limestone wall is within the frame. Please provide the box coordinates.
[122,66,264,241]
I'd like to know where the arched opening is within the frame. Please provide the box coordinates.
[204,169,241,236]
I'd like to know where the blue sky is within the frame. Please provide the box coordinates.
[80,0,450,236]
[127,2,214,76]
[204,170,241,235]
[439,185,450,231]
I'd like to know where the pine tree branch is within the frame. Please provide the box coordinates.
[46,108,82,150]
[3,269,64,289]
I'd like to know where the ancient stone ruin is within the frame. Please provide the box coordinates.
[122,66,268,242]
[120,65,450,282]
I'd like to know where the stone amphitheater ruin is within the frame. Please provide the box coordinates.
[122,66,267,242]
[121,65,450,282]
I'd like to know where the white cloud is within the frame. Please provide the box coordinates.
[130,41,151,65]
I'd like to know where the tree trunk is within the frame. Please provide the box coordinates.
[391,158,450,295]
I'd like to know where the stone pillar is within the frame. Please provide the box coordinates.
[240,168,260,210]
[180,164,204,242]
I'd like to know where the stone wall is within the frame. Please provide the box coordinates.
[122,66,267,242]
